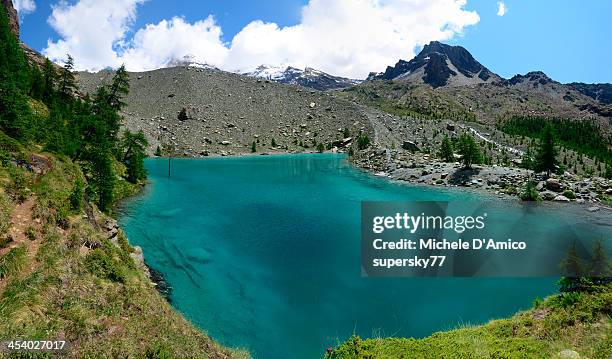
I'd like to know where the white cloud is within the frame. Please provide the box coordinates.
[44,0,145,69]
[12,0,36,15]
[497,1,507,16]
[120,16,228,71]
[43,0,480,79]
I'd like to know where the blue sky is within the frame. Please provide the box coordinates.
[14,0,612,83]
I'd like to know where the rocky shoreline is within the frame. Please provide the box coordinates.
[351,147,612,209]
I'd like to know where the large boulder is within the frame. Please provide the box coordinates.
[402,141,420,152]
[332,137,353,148]
[540,190,557,201]
[546,178,563,192]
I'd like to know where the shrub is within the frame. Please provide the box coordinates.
[532,296,543,309]
[562,189,576,200]
[177,108,188,121]
[0,149,9,167]
[7,168,30,203]
[70,177,85,211]
[146,343,173,359]
[0,130,23,154]
[84,248,126,283]
[316,143,325,153]
[25,226,36,241]
[519,180,541,201]
[551,291,582,308]
[357,133,371,150]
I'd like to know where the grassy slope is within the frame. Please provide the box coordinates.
[329,286,611,359]
[0,149,249,358]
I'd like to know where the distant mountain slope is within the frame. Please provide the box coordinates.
[567,83,612,105]
[368,41,501,88]
[240,65,361,91]
[78,67,372,157]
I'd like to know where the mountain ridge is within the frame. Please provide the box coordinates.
[368,41,501,88]
[364,41,610,113]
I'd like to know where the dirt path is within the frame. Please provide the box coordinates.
[0,197,40,293]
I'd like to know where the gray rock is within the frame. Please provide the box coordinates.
[540,191,557,200]
[546,178,562,192]
[130,246,146,268]
[553,195,570,202]
[402,141,420,152]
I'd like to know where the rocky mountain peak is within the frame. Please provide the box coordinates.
[369,41,500,88]
[2,0,19,37]
[508,71,554,86]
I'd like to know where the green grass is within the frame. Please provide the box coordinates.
[328,286,612,359]
[0,245,27,279]
[0,192,12,236]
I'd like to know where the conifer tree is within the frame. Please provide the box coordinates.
[438,136,454,162]
[559,241,586,293]
[42,59,57,104]
[122,130,148,183]
[457,133,482,169]
[521,147,534,170]
[108,65,130,111]
[58,54,77,100]
[535,124,558,177]
[29,64,45,100]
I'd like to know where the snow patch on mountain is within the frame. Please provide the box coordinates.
[239,65,361,91]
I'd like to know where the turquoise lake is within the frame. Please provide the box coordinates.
[119,154,611,359]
